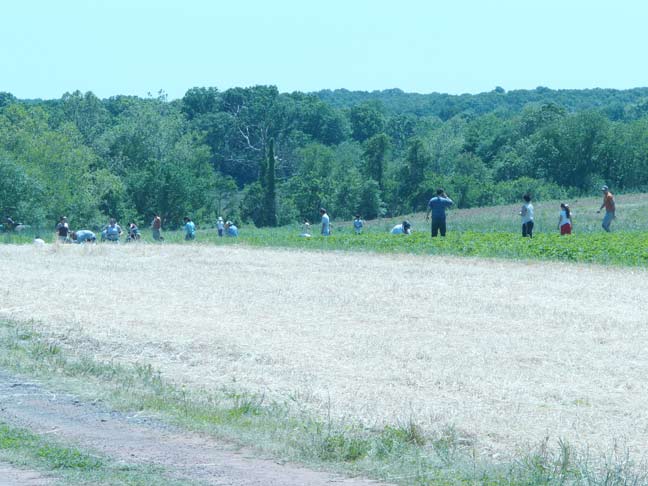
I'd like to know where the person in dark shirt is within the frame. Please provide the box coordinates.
[425,189,454,237]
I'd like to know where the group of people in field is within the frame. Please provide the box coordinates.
[31,185,617,245]
[518,185,616,238]
[347,185,615,238]
[41,213,239,245]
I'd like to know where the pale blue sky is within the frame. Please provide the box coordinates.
[2,0,646,99]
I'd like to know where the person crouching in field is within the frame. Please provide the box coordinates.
[183,217,196,240]
[102,218,122,242]
[391,220,412,235]
[225,221,238,237]
[426,189,453,237]
[151,214,163,241]
[300,219,311,237]
[520,194,534,238]
[71,230,96,244]
[558,203,572,235]
[597,185,615,232]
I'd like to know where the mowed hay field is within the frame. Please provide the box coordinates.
[2,244,648,458]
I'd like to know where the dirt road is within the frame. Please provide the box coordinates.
[0,370,383,485]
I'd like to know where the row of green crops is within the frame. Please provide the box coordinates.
[4,224,648,267]
[241,230,648,267]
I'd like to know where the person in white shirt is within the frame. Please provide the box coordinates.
[520,194,534,238]
[558,203,572,235]
[390,220,412,235]
[217,217,225,237]
[300,219,311,237]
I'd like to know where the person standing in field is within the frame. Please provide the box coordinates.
[520,194,534,238]
[425,189,453,237]
[320,208,330,236]
[151,214,163,241]
[55,216,70,243]
[183,217,196,240]
[558,203,572,235]
[597,185,616,232]
[217,216,225,237]
[353,214,364,234]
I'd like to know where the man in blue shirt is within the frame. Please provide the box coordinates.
[425,189,453,237]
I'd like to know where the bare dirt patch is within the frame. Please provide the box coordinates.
[0,463,52,486]
[0,371,382,485]
[1,244,648,457]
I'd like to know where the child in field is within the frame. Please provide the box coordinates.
[217,217,225,237]
[300,219,311,237]
[126,222,141,242]
[353,214,364,234]
[558,203,572,235]
[183,217,196,240]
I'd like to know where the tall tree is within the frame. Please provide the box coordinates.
[363,133,389,190]
[263,139,278,227]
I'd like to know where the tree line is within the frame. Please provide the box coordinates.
[2,85,648,230]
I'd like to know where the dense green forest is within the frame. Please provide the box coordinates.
[2,85,648,230]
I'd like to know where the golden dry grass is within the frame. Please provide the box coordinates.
[2,243,648,458]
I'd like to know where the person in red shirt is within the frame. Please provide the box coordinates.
[596,186,615,232]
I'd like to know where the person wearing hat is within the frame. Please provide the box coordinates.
[217,216,225,237]
[225,220,238,237]
[597,185,615,232]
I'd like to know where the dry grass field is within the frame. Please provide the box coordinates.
[2,243,648,459]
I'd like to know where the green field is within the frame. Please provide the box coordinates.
[5,193,647,267]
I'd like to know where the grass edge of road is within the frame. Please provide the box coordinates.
[1,318,647,485]
[0,421,184,486]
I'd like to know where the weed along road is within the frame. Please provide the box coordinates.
[2,244,648,464]
[0,370,385,485]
